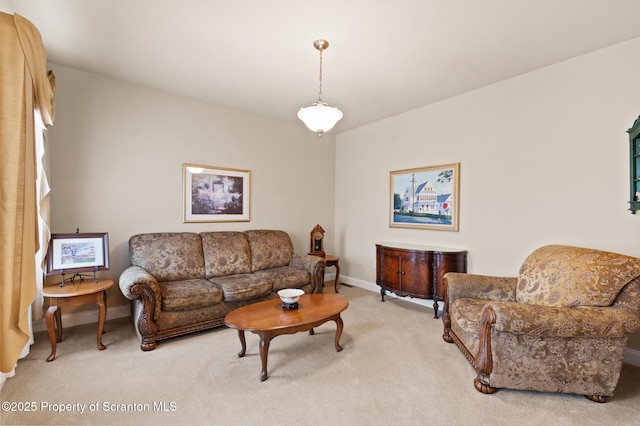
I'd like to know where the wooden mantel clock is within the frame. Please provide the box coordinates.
[309,224,325,257]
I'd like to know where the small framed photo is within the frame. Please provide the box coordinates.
[183,163,251,223]
[390,163,460,231]
[46,233,110,275]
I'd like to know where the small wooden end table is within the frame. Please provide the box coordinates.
[324,255,341,293]
[42,278,114,361]
[224,294,348,381]
[309,253,341,292]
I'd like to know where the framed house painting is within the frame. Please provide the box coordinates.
[46,232,110,276]
[183,163,251,223]
[389,163,460,231]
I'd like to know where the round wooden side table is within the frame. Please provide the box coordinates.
[42,278,114,361]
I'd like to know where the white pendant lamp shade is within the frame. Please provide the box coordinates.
[297,102,343,135]
[298,39,343,136]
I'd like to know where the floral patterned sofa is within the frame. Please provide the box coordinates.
[442,245,640,402]
[119,230,325,351]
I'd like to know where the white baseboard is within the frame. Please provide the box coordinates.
[323,272,336,281]
[32,304,131,333]
[341,274,640,368]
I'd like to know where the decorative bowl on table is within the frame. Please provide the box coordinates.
[277,288,304,310]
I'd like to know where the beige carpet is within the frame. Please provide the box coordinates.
[2,285,640,425]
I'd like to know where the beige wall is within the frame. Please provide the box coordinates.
[334,37,640,349]
[46,64,336,309]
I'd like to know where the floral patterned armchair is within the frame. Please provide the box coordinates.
[442,245,640,402]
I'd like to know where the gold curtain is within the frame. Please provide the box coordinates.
[0,13,55,373]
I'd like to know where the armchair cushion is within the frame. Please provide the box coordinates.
[450,298,486,354]
[516,245,640,308]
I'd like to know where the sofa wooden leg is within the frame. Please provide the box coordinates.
[137,314,158,351]
[584,394,610,403]
[141,339,158,351]
[474,375,497,394]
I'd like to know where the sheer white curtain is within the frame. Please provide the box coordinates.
[34,108,50,321]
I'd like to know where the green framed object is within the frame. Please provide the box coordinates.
[628,115,640,214]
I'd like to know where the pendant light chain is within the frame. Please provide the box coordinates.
[317,45,324,103]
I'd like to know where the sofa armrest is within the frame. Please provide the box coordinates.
[290,254,326,293]
[119,265,161,300]
[484,301,640,338]
[119,265,162,351]
[445,273,517,304]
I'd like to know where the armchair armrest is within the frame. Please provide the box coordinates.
[290,254,326,293]
[484,301,640,338]
[445,273,517,303]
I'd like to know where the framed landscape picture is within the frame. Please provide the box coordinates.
[183,163,251,223]
[389,163,460,231]
[46,232,110,276]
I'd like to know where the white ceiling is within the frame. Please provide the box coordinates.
[7,0,640,133]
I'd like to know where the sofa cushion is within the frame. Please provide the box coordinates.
[159,278,223,312]
[254,266,310,291]
[516,245,640,308]
[130,233,205,282]
[245,230,293,272]
[201,231,251,278]
[209,274,273,302]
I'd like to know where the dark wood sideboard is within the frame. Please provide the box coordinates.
[375,243,467,318]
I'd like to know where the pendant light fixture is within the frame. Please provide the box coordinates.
[297,39,343,136]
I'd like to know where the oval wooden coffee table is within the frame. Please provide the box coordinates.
[224,293,348,381]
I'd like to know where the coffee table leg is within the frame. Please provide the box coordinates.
[334,314,344,352]
[258,332,271,381]
[237,330,246,357]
